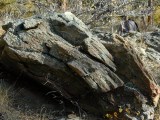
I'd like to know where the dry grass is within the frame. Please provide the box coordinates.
[0,28,5,37]
[0,80,21,120]
[0,79,159,120]
[154,102,160,120]
[0,80,60,120]
[154,6,160,27]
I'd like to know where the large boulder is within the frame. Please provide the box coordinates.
[0,12,159,119]
[113,30,160,85]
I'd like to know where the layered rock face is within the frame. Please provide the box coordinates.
[143,31,160,84]
[0,12,159,119]
[108,31,160,85]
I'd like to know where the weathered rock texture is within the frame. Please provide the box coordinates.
[111,31,160,86]
[96,30,160,119]
[0,12,159,119]
[143,31,160,84]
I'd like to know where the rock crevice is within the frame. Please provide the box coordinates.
[0,12,159,119]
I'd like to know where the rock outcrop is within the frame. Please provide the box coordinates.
[143,31,160,85]
[0,12,159,119]
[110,30,160,86]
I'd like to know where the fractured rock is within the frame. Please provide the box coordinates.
[0,12,159,118]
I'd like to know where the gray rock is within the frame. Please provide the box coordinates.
[142,104,154,120]
[143,31,160,85]
[144,31,160,53]
[120,31,160,85]
[0,12,124,114]
[0,12,159,118]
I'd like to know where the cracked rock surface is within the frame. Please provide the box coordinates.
[0,12,159,119]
